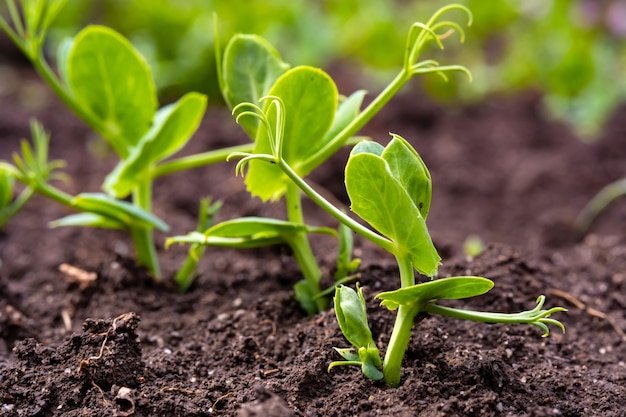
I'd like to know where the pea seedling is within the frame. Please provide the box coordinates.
[168,5,473,314]
[0,0,249,280]
[216,92,566,385]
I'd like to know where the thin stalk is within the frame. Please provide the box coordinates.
[382,254,418,387]
[152,143,254,179]
[31,180,73,206]
[175,198,220,292]
[0,15,25,52]
[574,178,626,234]
[6,0,25,37]
[130,181,160,279]
[285,180,326,313]
[31,55,106,136]
[277,159,395,254]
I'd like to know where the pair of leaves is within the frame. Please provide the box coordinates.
[62,26,207,198]
[330,285,383,381]
[103,92,207,198]
[166,217,335,249]
[345,135,440,277]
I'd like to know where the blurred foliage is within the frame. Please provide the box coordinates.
[40,0,626,137]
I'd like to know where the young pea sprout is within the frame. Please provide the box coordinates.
[228,94,565,387]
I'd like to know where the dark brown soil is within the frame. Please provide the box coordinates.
[1,63,626,416]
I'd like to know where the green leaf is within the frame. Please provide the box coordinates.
[334,285,376,349]
[245,66,338,201]
[50,213,125,230]
[0,171,14,208]
[72,193,168,232]
[167,231,284,249]
[321,90,366,145]
[382,134,432,219]
[330,285,383,381]
[67,25,157,156]
[166,217,335,249]
[221,34,289,138]
[350,140,384,157]
[103,92,208,198]
[345,138,440,276]
[376,276,494,310]
[56,36,74,88]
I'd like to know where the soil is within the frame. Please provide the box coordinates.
[1,58,626,416]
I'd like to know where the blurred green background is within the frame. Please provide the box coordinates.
[37,0,626,137]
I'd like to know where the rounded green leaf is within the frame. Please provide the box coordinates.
[345,146,440,276]
[0,172,14,208]
[221,34,289,138]
[67,26,157,156]
[376,276,494,310]
[382,135,432,219]
[245,66,338,201]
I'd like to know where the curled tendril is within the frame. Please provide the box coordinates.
[226,152,274,177]
[232,95,286,160]
[404,4,473,81]
[526,295,568,337]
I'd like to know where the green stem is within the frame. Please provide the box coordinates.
[31,54,107,137]
[175,198,220,292]
[285,180,326,313]
[130,181,161,279]
[32,180,74,206]
[301,69,410,174]
[0,188,34,228]
[152,143,254,179]
[382,254,418,387]
[277,159,395,254]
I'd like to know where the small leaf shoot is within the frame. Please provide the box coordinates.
[175,198,222,293]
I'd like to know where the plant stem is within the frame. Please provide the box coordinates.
[30,52,109,138]
[301,69,410,174]
[285,180,326,313]
[382,254,417,387]
[175,198,220,292]
[32,180,74,206]
[152,143,254,179]
[130,181,161,279]
[277,159,395,254]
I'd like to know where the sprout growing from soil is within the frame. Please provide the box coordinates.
[0,0,251,280]
[168,5,472,314]
[195,91,566,387]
